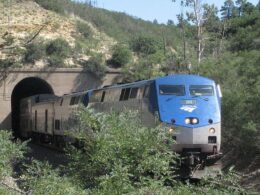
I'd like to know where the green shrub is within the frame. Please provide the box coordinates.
[4,35,14,46]
[35,0,65,14]
[82,53,106,77]
[197,51,260,156]
[109,44,132,68]
[130,34,163,55]
[65,109,178,193]
[24,42,45,63]
[46,38,71,66]
[21,160,87,195]
[48,54,65,67]
[123,56,164,81]
[0,131,26,178]
[63,109,250,194]
[77,22,92,39]
[0,186,18,195]
[46,38,71,58]
[0,58,15,69]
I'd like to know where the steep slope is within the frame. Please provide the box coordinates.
[0,0,76,43]
[0,0,116,67]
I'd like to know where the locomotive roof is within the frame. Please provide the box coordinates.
[62,90,88,97]
[90,74,215,92]
[155,74,215,85]
[60,74,215,96]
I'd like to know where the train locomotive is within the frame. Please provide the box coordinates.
[19,74,222,177]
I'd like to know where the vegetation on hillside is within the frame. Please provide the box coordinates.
[33,0,185,74]
[193,1,260,160]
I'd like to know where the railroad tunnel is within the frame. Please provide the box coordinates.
[11,77,54,137]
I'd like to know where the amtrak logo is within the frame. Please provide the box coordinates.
[180,105,197,112]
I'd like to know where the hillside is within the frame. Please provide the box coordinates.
[0,0,117,70]
[0,0,76,45]
[0,0,183,79]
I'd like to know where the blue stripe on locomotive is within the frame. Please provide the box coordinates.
[154,74,221,128]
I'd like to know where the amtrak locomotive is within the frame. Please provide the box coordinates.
[20,74,222,177]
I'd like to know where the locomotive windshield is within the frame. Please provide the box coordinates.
[159,85,185,96]
[189,85,214,96]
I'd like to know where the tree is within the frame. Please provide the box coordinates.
[173,0,215,65]
[177,13,187,62]
[242,2,256,15]
[220,0,236,20]
[236,0,247,16]
[153,19,158,24]
[167,19,174,25]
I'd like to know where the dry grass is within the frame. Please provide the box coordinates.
[0,0,116,65]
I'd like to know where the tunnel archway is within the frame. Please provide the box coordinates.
[11,77,54,137]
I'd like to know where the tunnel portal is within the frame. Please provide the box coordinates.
[11,77,54,137]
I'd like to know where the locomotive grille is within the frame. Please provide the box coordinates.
[208,136,217,143]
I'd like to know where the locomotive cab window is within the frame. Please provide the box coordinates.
[159,85,185,96]
[190,85,214,96]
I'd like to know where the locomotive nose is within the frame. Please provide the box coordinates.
[171,123,221,153]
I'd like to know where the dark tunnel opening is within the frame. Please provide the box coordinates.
[11,77,54,137]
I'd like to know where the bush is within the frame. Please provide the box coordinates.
[35,0,65,14]
[21,160,87,194]
[46,38,71,58]
[24,42,45,63]
[123,56,164,82]
[130,34,163,55]
[46,38,71,67]
[47,55,65,67]
[63,109,250,194]
[82,53,106,77]
[197,51,260,156]
[0,58,15,69]
[4,35,14,46]
[65,109,178,193]
[77,22,92,39]
[0,185,19,195]
[109,44,132,68]
[0,131,26,178]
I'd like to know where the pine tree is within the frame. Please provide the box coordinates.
[220,0,236,19]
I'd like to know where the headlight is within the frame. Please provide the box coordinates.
[185,118,190,124]
[192,118,198,124]
[209,128,216,134]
